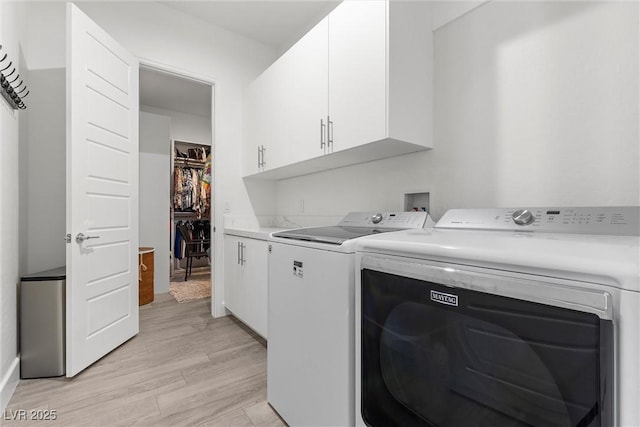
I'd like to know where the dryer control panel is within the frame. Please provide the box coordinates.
[338,211,429,229]
[436,206,640,236]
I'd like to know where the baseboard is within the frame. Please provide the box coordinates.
[0,356,20,412]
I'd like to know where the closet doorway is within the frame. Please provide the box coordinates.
[138,65,215,309]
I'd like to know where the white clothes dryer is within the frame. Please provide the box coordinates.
[355,207,639,427]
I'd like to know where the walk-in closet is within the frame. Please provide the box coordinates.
[172,141,212,280]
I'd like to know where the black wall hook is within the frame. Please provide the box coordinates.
[0,45,27,110]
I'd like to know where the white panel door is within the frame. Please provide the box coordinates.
[66,3,139,377]
[328,1,387,152]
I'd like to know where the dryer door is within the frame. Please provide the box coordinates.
[360,267,613,427]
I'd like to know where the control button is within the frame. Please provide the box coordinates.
[512,209,534,226]
[371,213,383,224]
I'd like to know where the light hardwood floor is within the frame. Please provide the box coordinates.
[4,294,286,427]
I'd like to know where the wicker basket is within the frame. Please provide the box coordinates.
[138,247,155,306]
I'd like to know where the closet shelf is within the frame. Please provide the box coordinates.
[174,157,206,168]
[173,211,199,219]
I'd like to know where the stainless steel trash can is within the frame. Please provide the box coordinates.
[20,266,66,378]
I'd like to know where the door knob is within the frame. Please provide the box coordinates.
[75,233,100,243]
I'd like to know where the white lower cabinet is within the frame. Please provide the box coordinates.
[224,235,268,339]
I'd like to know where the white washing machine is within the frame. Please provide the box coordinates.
[268,211,431,427]
[355,207,639,427]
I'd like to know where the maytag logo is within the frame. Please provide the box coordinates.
[430,290,458,306]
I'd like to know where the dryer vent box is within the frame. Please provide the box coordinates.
[404,192,430,213]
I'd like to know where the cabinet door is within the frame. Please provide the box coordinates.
[223,236,242,314]
[241,239,268,339]
[273,16,329,165]
[244,67,279,175]
[328,1,387,153]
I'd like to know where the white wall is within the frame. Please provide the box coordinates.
[22,1,278,317]
[431,1,486,31]
[0,1,27,412]
[139,112,171,294]
[275,1,639,223]
[22,2,65,70]
[141,105,211,146]
[24,68,66,274]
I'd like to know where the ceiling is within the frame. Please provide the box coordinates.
[160,1,340,52]
[140,1,339,117]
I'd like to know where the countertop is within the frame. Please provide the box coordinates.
[224,227,289,241]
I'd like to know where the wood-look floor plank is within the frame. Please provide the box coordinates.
[5,294,283,427]
[155,372,267,423]
[50,371,187,415]
[205,408,255,427]
[243,402,287,427]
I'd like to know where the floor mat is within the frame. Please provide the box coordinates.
[169,275,211,303]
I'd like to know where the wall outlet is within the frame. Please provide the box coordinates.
[298,200,305,213]
[224,201,231,213]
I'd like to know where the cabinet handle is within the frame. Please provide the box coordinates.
[328,116,334,148]
[320,118,326,149]
[237,241,241,265]
[241,243,246,265]
[258,145,266,169]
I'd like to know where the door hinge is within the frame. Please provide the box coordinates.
[65,233,72,243]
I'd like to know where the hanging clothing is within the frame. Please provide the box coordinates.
[191,169,199,209]
[173,165,211,217]
[174,223,184,260]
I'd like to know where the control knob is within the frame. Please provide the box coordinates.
[512,209,534,226]
[371,213,383,224]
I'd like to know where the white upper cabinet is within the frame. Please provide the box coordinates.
[327,1,387,153]
[273,17,329,167]
[243,1,433,179]
[244,17,328,175]
[243,62,278,176]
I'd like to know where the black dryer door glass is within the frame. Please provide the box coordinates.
[360,269,612,427]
